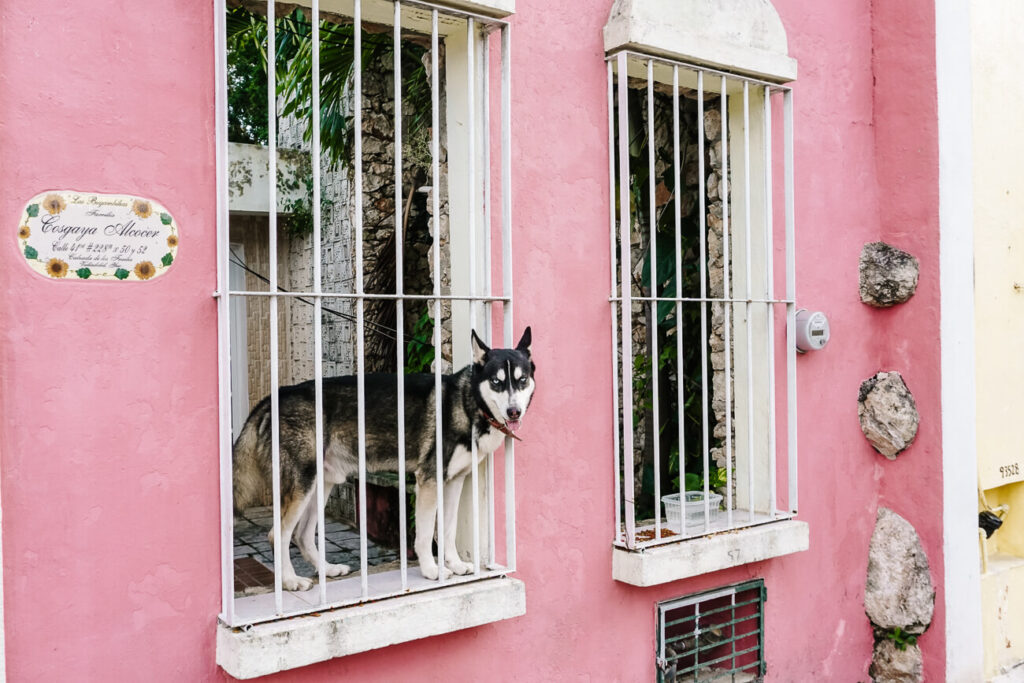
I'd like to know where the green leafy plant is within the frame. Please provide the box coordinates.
[884,627,918,652]
[225,7,430,170]
[404,310,435,375]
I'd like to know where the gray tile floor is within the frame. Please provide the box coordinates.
[234,505,401,579]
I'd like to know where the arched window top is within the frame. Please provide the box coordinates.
[603,0,796,83]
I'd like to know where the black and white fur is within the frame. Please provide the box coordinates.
[233,328,535,590]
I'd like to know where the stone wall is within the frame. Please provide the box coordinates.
[276,37,442,379]
[705,105,735,481]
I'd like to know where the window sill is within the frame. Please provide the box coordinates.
[216,577,525,679]
[438,0,514,18]
[612,519,809,587]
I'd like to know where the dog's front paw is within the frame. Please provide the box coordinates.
[283,574,315,592]
[446,557,474,575]
[419,562,453,581]
[325,562,351,577]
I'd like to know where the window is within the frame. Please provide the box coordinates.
[214,0,520,674]
[607,45,808,582]
[657,580,766,682]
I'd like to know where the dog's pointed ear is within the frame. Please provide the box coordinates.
[471,330,490,365]
[516,327,532,356]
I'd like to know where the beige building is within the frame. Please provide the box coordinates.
[972,1,1024,678]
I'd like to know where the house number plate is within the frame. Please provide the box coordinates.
[16,190,179,282]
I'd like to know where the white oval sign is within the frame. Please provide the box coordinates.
[17,191,179,281]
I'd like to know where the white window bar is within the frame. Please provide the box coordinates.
[763,85,777,520]
[646,60,660,539]
[698,69,711,533]
[501,22,516,571]
[672,64,686,535]
[312,0,328,607]
[615,51,636,549]
[743,80,754,524]
[430,6,445,585]
[608,51,796,551]
[266,0,284,614]
[467,16,481,576]
[608,61,623,546]
[393,0,409,592]
[353,0,370,601]
[213,0,235,627]
[785,89,798,512]
[721,74,733,529]
[483,19,496,569]
[217,0,514,628]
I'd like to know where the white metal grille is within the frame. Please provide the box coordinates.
[608,51,797,551]
[215,0,513,627]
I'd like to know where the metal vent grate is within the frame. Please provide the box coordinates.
[657,579,765,682]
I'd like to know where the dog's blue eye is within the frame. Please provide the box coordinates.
[490,378,502,386]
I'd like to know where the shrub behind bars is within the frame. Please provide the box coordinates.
[233,328,535,590]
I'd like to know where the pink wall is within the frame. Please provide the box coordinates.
[0,0,944,680]
[0,0,222,678]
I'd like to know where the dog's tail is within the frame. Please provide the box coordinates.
[232,397,272,514]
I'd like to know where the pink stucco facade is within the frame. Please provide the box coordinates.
[0,0,946,680]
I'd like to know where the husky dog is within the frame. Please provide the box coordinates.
[233,327,535,590]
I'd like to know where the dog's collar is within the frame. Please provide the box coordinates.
[480,410,523,441]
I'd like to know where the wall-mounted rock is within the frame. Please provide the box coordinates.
[858,372,919,459]
[869,639,923,683]
[860,242,919,307]
[865,508,935,635]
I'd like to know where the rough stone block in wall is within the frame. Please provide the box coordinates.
[865,507,935,636]
[859,241,919,307]
[857,371,919,459]
[704,108,722,142]
[709,330,725,353]
[869,639,923,683]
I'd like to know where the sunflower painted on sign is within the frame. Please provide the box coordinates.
[134,261,156,280]
[132,200,153,219]
[18,225,30,240]
[46,258,69,278]
[167,234,178,248]
[42,194,67,215]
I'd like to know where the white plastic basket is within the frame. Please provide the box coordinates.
[662,491,723,532]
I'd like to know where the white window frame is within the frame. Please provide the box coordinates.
[608,51,808,586]
[213,0,522,675]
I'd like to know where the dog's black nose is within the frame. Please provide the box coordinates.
[507,407,521,420]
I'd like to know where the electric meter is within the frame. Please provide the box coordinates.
[794,309,829,352]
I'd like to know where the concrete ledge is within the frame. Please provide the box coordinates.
[612,520,809,587]
[217,577,525,679]
[438,0,514,18]
[603,0,797,83]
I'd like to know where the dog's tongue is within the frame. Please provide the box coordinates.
[506,419,522,433]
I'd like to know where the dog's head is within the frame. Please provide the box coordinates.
[471,327,535,435]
